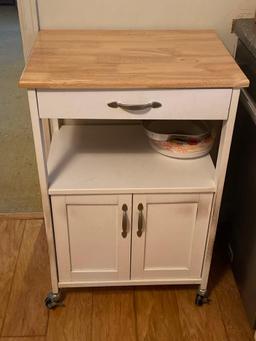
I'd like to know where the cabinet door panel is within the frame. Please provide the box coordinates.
[144,202,198,270]
[131,193,213,280]
[67,204,118,271]
[51,194,132,283]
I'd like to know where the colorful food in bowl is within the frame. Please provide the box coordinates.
[143,121,214,159]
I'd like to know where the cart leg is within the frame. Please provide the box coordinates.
[195,287,210,306]
[45,289,63,309]
[28,91,61,309]
[195,91,241,306]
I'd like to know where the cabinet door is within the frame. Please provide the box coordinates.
[131,193,213,280]
[51,194,132,283]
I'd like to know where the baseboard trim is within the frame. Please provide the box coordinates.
[0,212,43,219]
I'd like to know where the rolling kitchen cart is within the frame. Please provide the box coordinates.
[19,30,248,308]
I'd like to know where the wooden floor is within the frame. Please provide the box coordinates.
[0,218,254,341]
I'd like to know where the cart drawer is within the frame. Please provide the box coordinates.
[37,89,232,120]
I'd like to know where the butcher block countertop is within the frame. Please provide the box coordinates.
[19,30,249,89]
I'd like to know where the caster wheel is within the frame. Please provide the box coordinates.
[45,292,62,309]
[195,293,210,306]
[195,294,204,306]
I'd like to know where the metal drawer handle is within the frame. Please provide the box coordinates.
[107,101,162,111]
[137,203,144,237]
[122,204,128,238]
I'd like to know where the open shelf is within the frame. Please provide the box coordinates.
[47,124,216,195]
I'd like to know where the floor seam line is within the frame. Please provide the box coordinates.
[0,219,26,337]
[133,287,139,341]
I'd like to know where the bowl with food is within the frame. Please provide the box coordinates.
[143,120,214,159]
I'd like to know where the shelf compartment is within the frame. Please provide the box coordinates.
[47,125,216,195]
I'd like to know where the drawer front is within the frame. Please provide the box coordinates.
[37,89,232,120]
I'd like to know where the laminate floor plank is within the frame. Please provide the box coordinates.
[135,286,183,341]
[0,336,45,341]
[1,217,253,340]
[0,219,25,333]
[175,286,228,341]
[2,220,50,337]
[46,289,92,341]
[92,287,136,341]
[213,264,254,341]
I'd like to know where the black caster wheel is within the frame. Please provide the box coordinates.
[195,293,210,306]
[45,292,62,309]
[195,294,204,306]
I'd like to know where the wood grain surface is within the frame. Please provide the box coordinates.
[214,264,254,341]
[175,287,227,340]
[46,289,92,341]
[0,220,25,332]
[0,219,254,340]
[0,338,45,341]
[19,30,249,89]
[2,220,50,337]
[135,287,183,341]
[92,287,136,341]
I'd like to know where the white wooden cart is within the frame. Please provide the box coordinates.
[19,30,248,308]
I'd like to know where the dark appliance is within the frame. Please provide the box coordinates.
[222,37,256,327]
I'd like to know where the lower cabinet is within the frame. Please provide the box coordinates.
[131,194,213,280]
[51,194,132,282]
[51,193,213,284]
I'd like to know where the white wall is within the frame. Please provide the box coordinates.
[17,0,38,61]
[37,0,255,53]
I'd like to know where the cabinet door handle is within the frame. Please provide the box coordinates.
[107,101,162,111]
[137,203,144,237]
[122,204,128,238]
